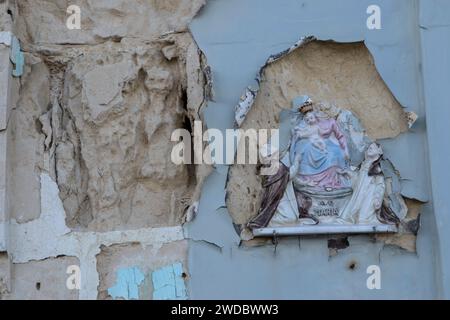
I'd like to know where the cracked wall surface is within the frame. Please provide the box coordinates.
[0,0,448,300]
[0,0,208,300]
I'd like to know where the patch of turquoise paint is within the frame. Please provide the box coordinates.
[10,36,24,77]
[152,262,187,300]
[108,266,145,300]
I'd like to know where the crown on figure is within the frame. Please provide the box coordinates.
[292,95,314,114]
[299,102,313,114]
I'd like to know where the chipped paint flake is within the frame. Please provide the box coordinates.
[0,32,12,47]
[235,87,257,127]
[108,267,145,300]
[406,111,418,128]
[152,262,187,300]
[10,36,24,77]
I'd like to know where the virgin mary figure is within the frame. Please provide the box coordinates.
[290,99,351,192]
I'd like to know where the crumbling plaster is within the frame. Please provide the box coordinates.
[0,0,209,299]
[8,172,185,299]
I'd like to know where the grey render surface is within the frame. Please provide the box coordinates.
[187,0,448,299]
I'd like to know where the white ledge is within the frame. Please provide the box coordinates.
[253,224,398,237]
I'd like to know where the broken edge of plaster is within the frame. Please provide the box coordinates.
[0,31,24,77]
[234,36,316,127]
[4,24,215,298]
[233,36,418,131]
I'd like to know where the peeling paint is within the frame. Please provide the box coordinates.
[10,36,24,77]
[234,87,257,127]
[234,36,315,127]
[406,111,419,129]
[152,262,187,300]
[8,172,184,299]
[108,267,145,300]
[0,32,12,47]
[188,0,437,299]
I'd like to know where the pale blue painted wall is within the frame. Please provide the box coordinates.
[187,0,447,299]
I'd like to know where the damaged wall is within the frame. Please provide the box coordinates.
[226,40,411,227]
[187,0,441,299]
[45,35,206,231]
[0,0,448,300]
[97,240,188,300]
[0,0,208,299]
[15,0,205,45]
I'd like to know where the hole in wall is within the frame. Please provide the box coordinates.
[35,282,41,291]
[226,40,411,233]
[347,261,357,271]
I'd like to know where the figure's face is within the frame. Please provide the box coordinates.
[304,113,317,125]
[366,143,382,158]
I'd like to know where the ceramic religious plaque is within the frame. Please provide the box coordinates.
[249,96,406,237]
